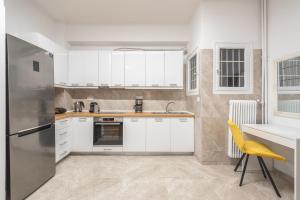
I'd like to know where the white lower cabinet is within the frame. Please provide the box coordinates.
[170,118,194,152]
[71,117,93,152]
[55,118,72,163]
[146,118,171,152]
[123,118,146,152]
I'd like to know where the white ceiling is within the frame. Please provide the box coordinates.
[32,0,200,24]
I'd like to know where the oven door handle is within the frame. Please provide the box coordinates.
[94,123,122,125]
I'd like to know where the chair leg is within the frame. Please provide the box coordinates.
[239,154,249,186]
[234,153,246,172]
[257,156,267,179]
[259,157,282,198]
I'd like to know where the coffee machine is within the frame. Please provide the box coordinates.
[74,101,85,112]
[134,96,143,113]
[89,102,100,113]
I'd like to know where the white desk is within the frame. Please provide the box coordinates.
[242,124,300,200]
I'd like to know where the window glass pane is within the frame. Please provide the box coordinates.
[234,77,239,87]
[228,63,233,76]
[221,77,227,87]
[221,49,226,61]
[228,49,233,61]
[239,49,245,61]
[240,62,244,76]
[233,62,240,76]
[228,77,234,87]
[239,77,245,87]
[221,62,227,76]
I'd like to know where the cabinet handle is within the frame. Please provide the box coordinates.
[79,118,87,122]
[131,84,139,87]
[59,120,68,124]
[59,141,67,146]
[100,83,109,86]
[59,82,66,85]
[179,118,188,122]
[151,84,159,87]
[169,84,178,87]
[59,131,68,136]
[71,83,79,87]
[113,84,122,87]
[131,118,139,122]
[155,118,163,122]
[86,83,94,86]
[103,148,112,151]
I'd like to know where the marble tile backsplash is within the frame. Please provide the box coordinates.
[55,88,187,112]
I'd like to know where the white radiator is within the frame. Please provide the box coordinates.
[278,100,300,113]
[228,100,257,158]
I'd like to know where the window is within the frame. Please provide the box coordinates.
[214,43,252,94]
[278,56,300,91]
[187,50,199,95]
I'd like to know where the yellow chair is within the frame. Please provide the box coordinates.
[227,120,286,198]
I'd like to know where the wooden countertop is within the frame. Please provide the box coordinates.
[55,111,194,120]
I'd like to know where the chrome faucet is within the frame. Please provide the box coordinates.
[166,102,175,113]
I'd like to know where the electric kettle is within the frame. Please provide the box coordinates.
[74,101,85,112]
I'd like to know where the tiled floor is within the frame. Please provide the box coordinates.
[27,156,293,200]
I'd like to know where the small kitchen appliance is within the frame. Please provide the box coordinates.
[89,102,99,113]
[74,101,85,112]
[134,96,143,113]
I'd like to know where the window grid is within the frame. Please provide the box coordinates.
[278,59,300,88]
[219,48,245,88]
[189,55,197,90]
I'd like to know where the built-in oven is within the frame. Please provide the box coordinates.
[93,117,123,146]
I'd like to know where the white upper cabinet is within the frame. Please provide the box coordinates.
[54,49,68,86]
[165,51,183,88]
[125,51,146,87]
[99,50,112,87]
[111,51,125,87]
[146,51,165,87]
[146,118,171,152]
[69,50,98,87]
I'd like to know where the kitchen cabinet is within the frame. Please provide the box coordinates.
[146,118,170,152]
[146,51,165,87]
[125,51,146,87]
[71,117,93,152]
[69,51,98,87]
[54,50,68,86]
[123,118,146,152]
[111,51,125,87]
[165,51,183,88]
[55,118,72,162]
[99,50,112,87]
[170,118,194,152]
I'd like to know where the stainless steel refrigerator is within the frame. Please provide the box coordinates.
[6,34,55,200]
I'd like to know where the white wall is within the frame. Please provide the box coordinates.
[5,0,66,47]
[189,0,261,50]
[0,0,5,199]
[267,0,300,177]
[65,24,189,45]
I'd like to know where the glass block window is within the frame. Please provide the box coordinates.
[219,48,245,88]
[278,56,300,90]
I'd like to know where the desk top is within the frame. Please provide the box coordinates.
[242,124,300,140]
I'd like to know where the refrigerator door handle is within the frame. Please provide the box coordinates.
[17,123,53,137]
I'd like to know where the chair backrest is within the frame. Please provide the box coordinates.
[227,120,245,152]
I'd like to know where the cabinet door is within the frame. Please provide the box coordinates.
[71,117,93,152]
[170,118,194,152]
[146,118,170,152]
[54,51,68,86]
[69,51,85,86]
[165,51,183,88]
[123,118,146,152]
[111,51,125,87]
[146,51,165,87]
[83,51,99,87]
[125,51,145,87]
[99,50,111,87]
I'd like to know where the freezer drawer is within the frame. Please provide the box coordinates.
[8,125,55,200]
